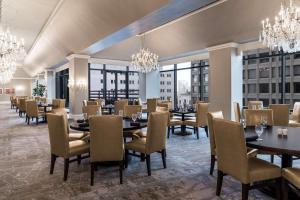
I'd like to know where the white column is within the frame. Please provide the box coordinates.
[146,70,160,99]
[208,43,243,120]
[45,70,55,99]
[67,54,90,115]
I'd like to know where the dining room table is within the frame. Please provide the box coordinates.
[101,104,114,114]
[170,109,196,135]
[245,126,300,199]
[37,103,53,122]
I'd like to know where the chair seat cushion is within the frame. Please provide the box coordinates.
[69,132,86,141]
[69,140,89,157]
[169,119,182,126]
[125,138,146,153]
[184,119,197,127]
[289,120,300,127]
[282,168,300,189]
[248,157,281,183]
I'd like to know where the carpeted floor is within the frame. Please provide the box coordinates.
[0,104,276,200]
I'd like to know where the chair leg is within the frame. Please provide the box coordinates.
[36,117,39,125]
[167,127,170,138]
[27,116,30,125]
[146,154,151,176]
[119,161,123,184]
[271,155,274,163]
[50,154,56,174]
[275,178,281,200]
[63,158,69,181]
[172,126,174,134]
[216,170,224,196]
[196,127,199,140]
[242,183,250,200]
[90,162,95,186]
[140,153,145,162]
[77,155,81,165]
[161,149,166,168]
[282,178,288,200]
[125,149,129,168]
[204,126,208,137]
[210,155,216,175]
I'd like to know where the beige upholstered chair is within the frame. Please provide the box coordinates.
[184,103,209,139]
[145,98,158,115]
[289,102,300,127]
[89,115,124,185]
[207,111,224,175]
[82,100,87,107]
[123,105,142,118]
[52,99,66,109]
[47,113,89,181]
[125,112,168,176]
[26,100,45,125]
[213,118,281,200]
[248,100,263,109]
[87,101,98,105]
[233,102,242,122]
[40,97,47,103]
[114,99,129,115]
[269,104,289,126]
[244,109,273,126]
[282,168,300,200]
[18,98,27,117]
[82,105,101,117]
[157,101,172,111]
[95,99,104,106]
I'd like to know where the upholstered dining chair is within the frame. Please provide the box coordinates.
[47,113,89,181]
[125,112,169,176]
[244,109,274,126]
[52,99,65,109]
[282,167,300,200]
[18,98,27,117]
[233,102,242,122]
[184,103,209,139]
[114,99,129,115]
[213,118,281,200]
[123,105,142,118]
[95,98,104,106]
[289,102,300,127]
[26,100,45,125]
[248,100,263,109]
[87,101,98,105]
[82,105,101,118]
[89,115,124,185]
[269,104,289,126]
[145,98,158,116]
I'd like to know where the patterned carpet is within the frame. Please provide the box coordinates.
[0,104,276,200]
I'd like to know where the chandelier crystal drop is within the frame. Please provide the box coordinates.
[0,0,26,84]
[131,35,159,73]
[260,0,300,53]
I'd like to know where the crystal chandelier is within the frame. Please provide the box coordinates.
[131,34,159,73]
[260,0,300,53]
[0,0,26,84]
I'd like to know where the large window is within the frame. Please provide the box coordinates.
[89,63,139,104]
[159,60,209,109]
[243,48,300,108]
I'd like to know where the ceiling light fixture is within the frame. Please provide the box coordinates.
[131,34,159,73]
[0,0,26,84]
[260,0,300,53]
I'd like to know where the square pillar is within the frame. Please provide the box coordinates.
[208,43,243,120]
[67,54,90,115]
[45,70,55,99]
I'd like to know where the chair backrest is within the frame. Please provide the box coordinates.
[26,100,38,117]
[114,99,128,115]
[47,113,69,157]
[51,108,67,115]
[207,111,224,156]
[233,102,241,122]
[40,97,47,103]
[123,105,142,118]
[157,101,172,111]
[82,105,101,117]
[52,99,65,109]
[269,104,289,126]
[196,103,209,126]
[19,98,27,112]
[248,101,263,109]
[145,112,169,153]
[156,106,168,112]
[147,98,158,113]
[89,115,123,162]
[82,100,87,107]
[214,118,249,183]
[34,96,41,102]
[96,99,104,106]
[244,109,274,126]
[87,101,98,105]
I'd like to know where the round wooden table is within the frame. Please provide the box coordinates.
[246,126,300,168]
[70,118,147,132]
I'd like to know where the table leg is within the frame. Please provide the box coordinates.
[281,154,293,168]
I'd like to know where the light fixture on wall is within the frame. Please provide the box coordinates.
[260,0,300,53]
[0,0,26,84]
[68,78,87,91]
[131,34,159,73]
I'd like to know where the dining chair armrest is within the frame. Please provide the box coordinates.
[247,148,258,158]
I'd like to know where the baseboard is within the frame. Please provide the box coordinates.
[0,101,10,104]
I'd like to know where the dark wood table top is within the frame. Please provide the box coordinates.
[38,103,53,107]
[70,118,147,132]
[102,104,114,109]
[246,126,300,156]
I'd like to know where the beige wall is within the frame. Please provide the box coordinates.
[0,79,32,102]
[208,45,243,119]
